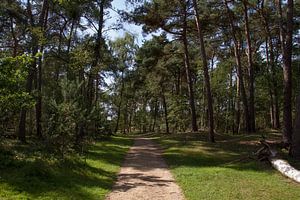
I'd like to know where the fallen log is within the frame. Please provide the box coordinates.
[255,140,300,183]
[270,158,300,183]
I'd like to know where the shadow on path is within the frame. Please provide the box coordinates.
[106,137,185,200]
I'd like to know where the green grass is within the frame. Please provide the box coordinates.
[0,136,133,200]
[155,132,300,200]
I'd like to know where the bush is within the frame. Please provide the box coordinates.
[45,78,84,158]
[0,55,34,126]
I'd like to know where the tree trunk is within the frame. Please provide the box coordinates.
[192,0,214,141]
[291,95,300,159]
[182,2,198,132]
[35,0,49,139]
[201,83,206,129]
[115,72,124,133]
[265,37,280,129]
[235,75,241,134]
[9,17,18,57]
[267,38,280,129]
[229,67,235,133]
[18,0,48,142]
[87,0,104,107]
[269,89,275,128]
[225,0,250,133]
[261,1,280,129]
[243,0,255,133]
[162,93,169,134]
[35,51,43,139]
[66,19,76,80]
[114,72,125,134]
[152,99,158,132]
[277,0,293,145]
[128,106,133,133]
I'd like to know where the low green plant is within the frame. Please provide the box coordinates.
[0,136,133,200]
[45,78,85,158]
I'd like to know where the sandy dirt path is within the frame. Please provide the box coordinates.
[105,137,185,200]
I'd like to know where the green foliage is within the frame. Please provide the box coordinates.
[0,136,133,200]
[0,55,34,120]
[45,78,85,157]
[168,94,190,131]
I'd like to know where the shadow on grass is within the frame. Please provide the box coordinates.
[0,136,132,199]
[155,132,300,173]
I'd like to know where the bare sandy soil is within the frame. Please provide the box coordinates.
[105,137,185,200]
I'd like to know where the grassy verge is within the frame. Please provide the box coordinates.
[155,132,300,200]
[0,136,132,200]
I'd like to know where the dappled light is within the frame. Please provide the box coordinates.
[0,137,132,199]
[157,133,300,200]
[0,0,299,199]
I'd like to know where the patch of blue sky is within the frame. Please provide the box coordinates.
[105,0,152,46]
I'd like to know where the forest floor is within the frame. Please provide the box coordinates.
[154,131,300,200]
[0,136,132,200]
[1,132,300,200]
[105,137,185,200]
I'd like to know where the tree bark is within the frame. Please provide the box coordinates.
[268,38,280,129]
[291,95,300,159]
[229,67,235,133]
[192,0,214,142]
[224,0,250,133]
[162,93,169,134]
[256,140,300,182]
[235,74,241,134]
[152,99,158,132]
[265,37,280,129]
[18,68,34,142]
[243,0,255,133]
[9,17,18,57]
[87,0,105,107]
[277,0,293,145]
[18,0,48,142]
[35,0,49,139]
[261,0,280,129]
[182,2,198,132]
[114,72,125,134]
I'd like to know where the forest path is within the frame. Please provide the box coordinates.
[105,137,185,200]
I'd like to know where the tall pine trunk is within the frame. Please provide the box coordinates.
[235,74,241,134]
[225,0,250,133]
[261,0,280,129]
[265,37,280,129]
[152,100,158,132]
[35,0,49,139]
[277,0,293,145]
[192,0,214,142]
[87,0,104,107]
[9,17,18,57]
[114,72,125,134]
[18,67,35,142]
[182,2,198,132]
[243,0,255,132]
[18,0,48,142]
[162,93,170,134]
[292,95,300,159]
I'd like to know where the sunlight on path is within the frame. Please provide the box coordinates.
[105,137,185,200]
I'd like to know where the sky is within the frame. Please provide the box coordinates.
[105,0,152,46]
[100,1,148,89]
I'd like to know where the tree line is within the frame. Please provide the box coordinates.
[0,0,299,157]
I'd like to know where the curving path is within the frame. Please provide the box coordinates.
[105,137,185,200]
